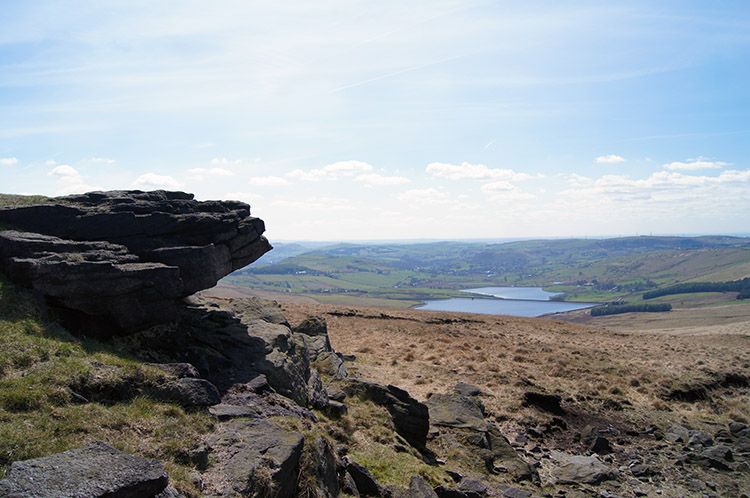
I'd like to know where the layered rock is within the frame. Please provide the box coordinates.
[0,190,270,331]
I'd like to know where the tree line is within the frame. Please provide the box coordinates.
[590,303,672,317]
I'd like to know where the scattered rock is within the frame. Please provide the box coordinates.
[687,431,714,448]
[328,388,347,402]
[454,382,482,397]
[497,485,533,498]
[396,475,439,498]
[458,478,488,498]
[327,400,348,417]
[665,425,690,443]
[0,440,168,498]
[434,485,470,498]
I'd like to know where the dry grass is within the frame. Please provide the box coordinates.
[281,301,750,440]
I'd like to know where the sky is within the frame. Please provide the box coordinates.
[1,1,749,241]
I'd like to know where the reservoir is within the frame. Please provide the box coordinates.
[417,286,596,317]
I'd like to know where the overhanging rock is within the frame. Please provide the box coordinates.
[0,190,271,332]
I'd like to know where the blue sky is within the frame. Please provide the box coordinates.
[1,1,749,240]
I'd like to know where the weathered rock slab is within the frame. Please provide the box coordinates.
[549,451,615,485]
[425,393,487,431]
[204,419,304,498]
[0,440,168,498]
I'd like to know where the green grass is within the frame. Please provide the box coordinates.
[0,276,214,496]
[0,194,56,208]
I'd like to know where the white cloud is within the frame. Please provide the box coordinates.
[568,173,594,187]
[89,157,116,163]
[249,176,289,186]
[48,164,79,176]
[47,164,102,194]
[45,159,57,166]
[426,162,538,181]
[0,157,18,165]
[663,159,727,171]
[595,154,626,163]
[354,173,411,186]
[132,173,183,190]
[480,181,515,193]
[288,160,374,182]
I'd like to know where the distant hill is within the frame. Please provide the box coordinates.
[227,236,750,307]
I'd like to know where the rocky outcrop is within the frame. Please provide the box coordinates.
[343,379,430,450]
[427,391,537,483]
[115,296,312,406]
[0,190,270,332]
[0,441,169,498]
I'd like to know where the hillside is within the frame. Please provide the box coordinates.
[227,237,750,308]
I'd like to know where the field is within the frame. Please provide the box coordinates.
[229,237,750,309]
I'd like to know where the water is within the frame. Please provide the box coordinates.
[417,286,596,317]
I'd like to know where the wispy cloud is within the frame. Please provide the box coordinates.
[595,154,626,164]
[132,173,183,190]
[426,162,539,181]
[663,158,727,171]
[329,55,461,93]
[0,157,18,165]
[287,160,374,182]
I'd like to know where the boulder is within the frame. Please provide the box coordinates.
[425,393,488,432]
[393,475,439,498]
[346,460,383,497]
[0,190,271,332]
[549,451,615,485]
[152,378,221,406]
[0,440,168,498]
[204,419,304,498]
[343,380,429,450]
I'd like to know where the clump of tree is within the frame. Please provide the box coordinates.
[590,303,671,316]
[642,278,750,300]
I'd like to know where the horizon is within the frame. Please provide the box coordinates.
[268,232,750,246]
[1,2,749,240]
